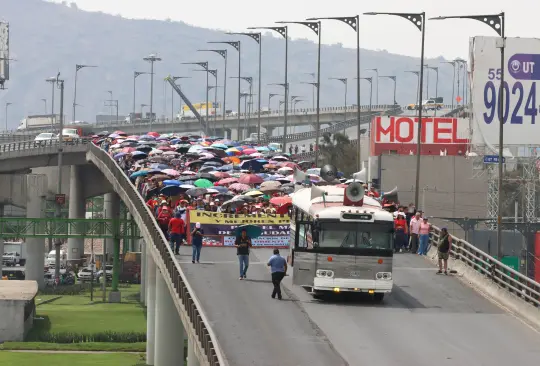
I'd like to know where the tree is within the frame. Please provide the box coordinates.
[318,132,358,175]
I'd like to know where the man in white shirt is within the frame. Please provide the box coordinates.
[409,211,422,253]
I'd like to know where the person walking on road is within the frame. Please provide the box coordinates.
[235,229,252,280]
[409,211,422,253]
[437,227,452,275]
[191,222,204,263]
[168,212,186,255]
[267,249,287,300]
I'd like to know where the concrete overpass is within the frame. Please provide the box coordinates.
[0,139,539,366]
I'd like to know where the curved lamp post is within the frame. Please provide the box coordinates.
[133,71,149,118]
[365,11,426,206]
[441,61,457,109]
[143,54,162,130]
[183,61,210,135]
[248,26,289,151]
[430,12,505,258]
[73,64,96,122]
[198,49,228,123]
[379,75,397,105]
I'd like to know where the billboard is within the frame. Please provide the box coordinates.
[0,22,8,81]
[182,102,220,111]
[186,210,290,248]
[371,116,470,156]
[471,36,540,146]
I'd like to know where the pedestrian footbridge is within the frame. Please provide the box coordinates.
[0,140,539,366]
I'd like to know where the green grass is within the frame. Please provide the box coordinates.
[29,285,146,336]
[1,342,146,352]
[0,352,145,366]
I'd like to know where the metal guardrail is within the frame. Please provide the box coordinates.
[0,138,225,365]
[430,225,540,308]
[0,138,92,152]
[88,143,225,365]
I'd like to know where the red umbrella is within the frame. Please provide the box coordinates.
[278,161,299,169]
[242,148,257,155]
[229,183,251,192]
[216,177,239,186]
[147,132,160,137]
[122,147,136,153]
[114,130,127,135]
[212,171,231,179]
[270,196,292,206]
[238,173,264,185]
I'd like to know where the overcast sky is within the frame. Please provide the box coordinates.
[50,0,534,59]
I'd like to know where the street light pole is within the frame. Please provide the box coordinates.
[143,54,162,131]
[267,93,279,134]
[199,49,228,131]
[107,91,113,119]
[54,73,65,281]
[303,73,316,109]
[308,15,361,171]
[360,77,373,183]
[46,77,56,132]
[365,11,426,209]
[366,68,379,105]
[277,20,321,164]
[226,32,263,143]
[133,71,148,118]
[405,71,421,107]
[208,41,241,139]
[428,66,439,115]
[4,102,11,131]
[230,76,253,138]
[430,12,505,259]
[441,61,456,109]
[183,62,210,136]
[248,26,288,151]
[379,76,397,105]
[329,77,348,126]
[73,64,96,122]
[41,98,47,114]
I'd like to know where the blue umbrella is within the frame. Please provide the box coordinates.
[234,224,263,239]
[150,163,169,170]
[130,170,150,178]
[211,185,229,193]
[256,146,270,152]
[211,143,228,149]
[163,180,181,186]
[113,152,127,159]
[160,185,183,196]
[180,184,195,190]
[217,164,233,171]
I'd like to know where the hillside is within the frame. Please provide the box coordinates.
[0,0,458,129]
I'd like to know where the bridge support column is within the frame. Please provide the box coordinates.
[187,337,200,366]
[0,204,3,276]
[230,128,240,141]
[25,174,47,289]
[103,193,120,259]
[67,165,85,265]
[145,246,156,365]
[154,267,185,366]
[140,241,146,306]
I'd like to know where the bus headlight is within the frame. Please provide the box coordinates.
[376,272,392,280]
[316,270,334,278]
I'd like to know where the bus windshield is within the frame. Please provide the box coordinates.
[318,222,393,250]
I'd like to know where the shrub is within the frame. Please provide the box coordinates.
[26,331,146,343]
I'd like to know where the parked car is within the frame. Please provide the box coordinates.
[97,265,113,282]
[2,252,22,267]
[77,267,99,283]
[33,132,57,146]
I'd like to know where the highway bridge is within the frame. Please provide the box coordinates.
[0,139,539,366]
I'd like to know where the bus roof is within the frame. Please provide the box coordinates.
[291,186,394,222]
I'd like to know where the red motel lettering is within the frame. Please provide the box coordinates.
[373,116,468,144]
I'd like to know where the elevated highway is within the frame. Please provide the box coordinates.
[0,139,539,366]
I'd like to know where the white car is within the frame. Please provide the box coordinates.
[33,132,57,146]
[78,267,99,282]
[97,265,113,281]
[2,252,21,266]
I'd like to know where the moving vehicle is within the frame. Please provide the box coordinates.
[17,115,59,130]
[61,124,94,139]
[2,241,27,266]
[289,166,394,301]
[406,97,444,111]
[34,132,58,146]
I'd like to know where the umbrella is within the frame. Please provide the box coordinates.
[113,152,127,159]
[270,196,292,206]
[229,183,250,192]
[131,151,148,160]
[122,147,136,153]
[137,145,153,153]
[186,188,208,197]
[306,168,321,176]
[160,185,183,196]
[216,177,238,185]
[150,163,169,170]
[179,184,196,190]
[273,156,289,161]
[234,224,263,239]
[130,170,150,178]
[147,132,160,137]
[215,192,235,200]
[194,179,214,188]
[196,173,219,181]
[277,167,293,175]
[238,174,264,185]
[199,166,216,173]
[161,169,180,176]
[244,190,264,197]
[210,185,229,193]
[211,143,228,149]
[163,180,181,186]
[221,199,246,210]
[139,135,156,141]
[149,174,170,181]
[212,171,230,179]
[260,181,282,190]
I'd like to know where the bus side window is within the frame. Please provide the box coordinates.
[298,223,312,249]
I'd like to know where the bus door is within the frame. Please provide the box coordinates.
[292,220,317,287]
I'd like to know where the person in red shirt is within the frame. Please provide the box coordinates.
[157,205,172,240]
[168,212,186,255]
[394,213,408,253]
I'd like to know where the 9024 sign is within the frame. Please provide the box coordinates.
[483,68,538,125]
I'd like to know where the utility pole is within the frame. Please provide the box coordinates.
[54,74,65,282]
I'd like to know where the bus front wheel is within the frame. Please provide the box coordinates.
[373,293,385,302]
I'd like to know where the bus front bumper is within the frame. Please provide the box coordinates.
[313,277,393,293]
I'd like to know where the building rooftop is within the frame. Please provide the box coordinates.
[0,280,38,301]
